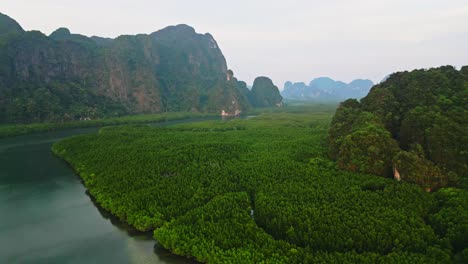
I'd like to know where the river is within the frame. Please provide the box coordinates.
[0,117,235,264]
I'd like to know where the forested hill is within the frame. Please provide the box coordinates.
[249,77,283,107]
[0,13,282,124]
[329,65,468,190]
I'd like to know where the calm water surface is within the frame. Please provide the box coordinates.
[0,117,229,264]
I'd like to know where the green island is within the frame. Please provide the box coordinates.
[52,104,467,263]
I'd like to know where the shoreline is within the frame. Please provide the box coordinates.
[52,146,200,263]
[0,112,218,139]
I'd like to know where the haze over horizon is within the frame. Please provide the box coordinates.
[2,0,467,89]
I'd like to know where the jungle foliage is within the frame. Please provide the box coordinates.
[53,109,467,263]
[329,66,468,190]
[0,112,215,138]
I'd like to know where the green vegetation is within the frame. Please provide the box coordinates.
[329,66,468,190]
[53,106,466,263]
[0,112,215,138]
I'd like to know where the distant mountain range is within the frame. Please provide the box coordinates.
[282,77,374,101]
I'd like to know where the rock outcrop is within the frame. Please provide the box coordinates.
[248,77,283,107]
[0,13,250,123]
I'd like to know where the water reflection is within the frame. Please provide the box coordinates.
[0,121,212,263]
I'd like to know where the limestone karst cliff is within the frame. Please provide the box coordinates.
[249,77,283,107]
[0,13,264,123]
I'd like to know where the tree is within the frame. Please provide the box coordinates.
[337,124,399,177]
[392,151,448,190]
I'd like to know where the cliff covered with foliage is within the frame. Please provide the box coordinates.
[249,76,283,107]
[329,66,468,190]
[0,13,282,124]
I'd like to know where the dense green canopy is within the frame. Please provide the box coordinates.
[329,66,468,190]
[53,108,466,263]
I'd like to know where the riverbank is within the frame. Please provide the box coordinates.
[0,103,339,139]
[0,112,217,139]
[0,117,219,263]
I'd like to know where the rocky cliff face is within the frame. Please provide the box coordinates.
[0,13,249,123]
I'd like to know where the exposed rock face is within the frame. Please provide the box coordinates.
[393,166,401,181]
[0,13,249,123]
[216,74,251,117]
[282,77,374,101]
[249,77,283,107]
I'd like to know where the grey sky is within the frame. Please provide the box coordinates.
[2,0,468,89]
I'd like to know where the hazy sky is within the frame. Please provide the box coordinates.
[2,0,468,89]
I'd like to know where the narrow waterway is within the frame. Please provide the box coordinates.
[0,117,229,264]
